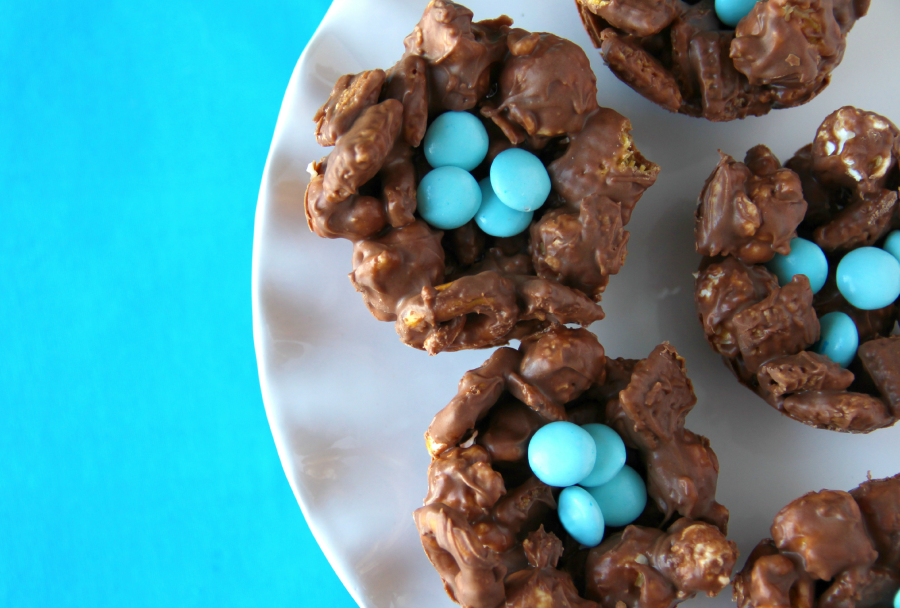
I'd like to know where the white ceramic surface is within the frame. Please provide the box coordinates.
[252,2,900,606]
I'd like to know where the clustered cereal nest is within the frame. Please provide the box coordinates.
[576,0,868,121]
[694,106,900,432]
[415,325,737,608]
[305,0,659,354]
[734,473,900,608]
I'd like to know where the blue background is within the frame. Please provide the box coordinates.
[0,1,357,605]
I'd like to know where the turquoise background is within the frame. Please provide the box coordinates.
[0,1,357,605]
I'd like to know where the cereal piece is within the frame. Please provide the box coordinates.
[689,31,771,122]
[598,29,683,113]
[530,196,627,302]
[781,390,892,433]
[424,445,506,521]
[414,504,507,608]
[378,141,418,228]
[305,161,387,240]
[695,147,807,265]
[548,108,659,218]
[481,30,598,145]
[731,275,820,375]
[695,257,780,361]
[349,220,444,322]
[382,55,428,148]
[403,0,510,112]
[323,99,403,203]
[857,337,900,419]
[731,0,845,90]
[772,490,878,580]
[810,106,899,195]
[313,69,386,146]
[581,0,678,37]
[756,351,854,404]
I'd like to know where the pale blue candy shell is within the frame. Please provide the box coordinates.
[893,587,900,608]
[475,178,534,237]
[423,111,489,171]
[585,465,647,527]
[883,230,900,264]
[416,167,482,230]
[490,148,551,213]
[528,421,596,488]
[837,247,900,310]
[715,0,758,27]
[558,486,605,547]
[765,237,828,294]
[813,311,859,368]
[579,424,627,488]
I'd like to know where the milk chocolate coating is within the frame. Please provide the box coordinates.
[416,327,736,608]
[481,29,599,145]
[576,0,868,121]
[694,107,900,432]
[734,474,900,608]
[383,55,429,148]
[305,0,659,353]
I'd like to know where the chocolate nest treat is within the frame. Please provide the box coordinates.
[734,473,900,608]
[414,325,737,608]
[694,106,900,433]
[575,0,869,121]
[305,0,659,354]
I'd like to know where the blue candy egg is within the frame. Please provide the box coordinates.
[578,424,627,488]
[893,587,900,608]
[813,311,859,368]
[765,237,828,294]
[416,166,482,230]
[475,178,534,237]
[585,465,647,527]
[558,486,605,547]
[883,230,900,264]
[837,247,900,310]
[528,421,596,488]
[715,0,758,27]
[490,148,551,213]
[423,111,489,172]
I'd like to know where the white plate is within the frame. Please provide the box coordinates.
[252,2,900,606]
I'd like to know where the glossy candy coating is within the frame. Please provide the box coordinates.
[527,421,596,488]
[416,166,481,230]
[715,0,758,28]
[812,312,859,368]
[883,230,900,264]
[489,148,551,213]
[836,247,900,310]
[558,486,605,547]
[474,178,534,237]
[585,465,647,527]
[423,111,489,171]
[765,237,828,295]
[578,424,627,488]
[894,587,900,608]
